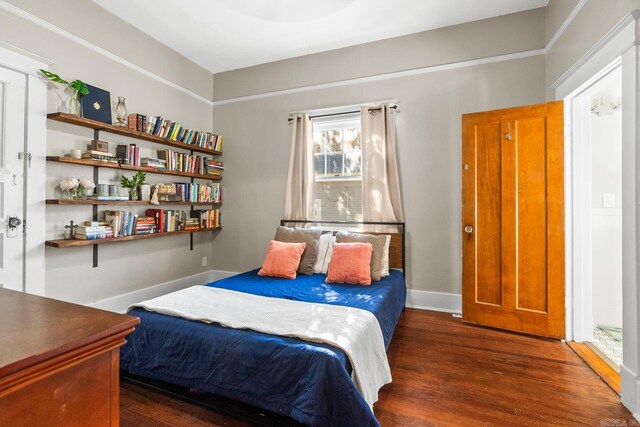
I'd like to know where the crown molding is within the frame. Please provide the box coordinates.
[212,49,545,106]
[0,0,214,106]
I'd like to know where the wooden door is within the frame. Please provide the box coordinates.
[462,101,565,339]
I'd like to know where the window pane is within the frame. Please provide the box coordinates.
[314,154,326,176]
[344,152,362,175]
[326,129,342,153]
[344,128,361,151]
[313,131,325,154]
[327,153,343,175]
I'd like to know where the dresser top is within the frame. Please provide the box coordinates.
[0,288,139,377]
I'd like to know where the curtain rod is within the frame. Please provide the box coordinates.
[288,105,398,122]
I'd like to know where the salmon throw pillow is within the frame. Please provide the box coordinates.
[258,240,306,279]
[326,242,373,285]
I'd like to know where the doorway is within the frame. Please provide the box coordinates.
[566,60,623,388]
[0,44,48,295]
[589,66,623,370]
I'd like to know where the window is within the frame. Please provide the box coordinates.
[312,114,362,221]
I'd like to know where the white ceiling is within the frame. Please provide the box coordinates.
[92,0,548,73]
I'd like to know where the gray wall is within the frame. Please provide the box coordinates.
[0,0,215,304]
[210,10,546,295]
[545,0,640,96]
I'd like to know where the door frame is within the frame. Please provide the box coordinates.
[553,10,639,417]
[0,44,48,295]
[564,58,622,343]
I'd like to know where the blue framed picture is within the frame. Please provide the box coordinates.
[81,84,112,125]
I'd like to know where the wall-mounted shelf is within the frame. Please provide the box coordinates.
[47,113,222,156]
[47,156,222,181]
[46,199,221,206]
[45,113,224,268]
[45,226,222,248]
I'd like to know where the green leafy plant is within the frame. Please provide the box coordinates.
[39,69,89,95]
[120,171,146,200]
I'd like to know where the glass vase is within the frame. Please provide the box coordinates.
[62,189,73,200]
[65,90,82,116]
[128,187,138,201]
[75,186,87,200]
[115,96,127,127]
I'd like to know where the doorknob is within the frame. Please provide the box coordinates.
[1,215,21,238]
[464,225,473,237]
[8,216,21,230]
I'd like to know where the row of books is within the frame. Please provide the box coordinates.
[199,209,221,229]
[173,182,222,203]
[127,113,223,152]
[157,150,223,176]
[103,211,156,237]
[116,144,142,167]
[73,209,221,240]
[145,209,221,232]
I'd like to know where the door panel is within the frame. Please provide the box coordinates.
[475,122,502,306]
[462,101,564,339]
[0,66,26,291]
[515,117,548,313]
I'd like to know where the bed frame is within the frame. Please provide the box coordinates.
[280,219,406,272]
[122,220,406,426]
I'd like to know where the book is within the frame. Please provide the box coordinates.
[81,153,118,163]
[146,209,164,234]
[77,225,112,233]
[83,150,114,157]
[127,113,137,131]
[104,210,122,237]
[75,233,113,240]
[116,144,129,162]
[87,195,129,201]
[82,221,111,227]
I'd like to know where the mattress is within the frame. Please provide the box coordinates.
[121,269,406,427]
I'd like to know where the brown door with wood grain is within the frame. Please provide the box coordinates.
[462,101,565,339]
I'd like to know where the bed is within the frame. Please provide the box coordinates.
[121,221,406,427]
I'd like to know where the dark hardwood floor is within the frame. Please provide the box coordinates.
[120,309,632,426]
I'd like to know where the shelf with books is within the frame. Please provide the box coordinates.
[46,156,222,181]
[45,226,222,248]
[46,112,225,268]
[47,113,222,156]
[46,199,222,206]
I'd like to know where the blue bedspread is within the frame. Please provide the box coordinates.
[121,269,406,427]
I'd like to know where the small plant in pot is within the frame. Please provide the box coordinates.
[120,171,146,200]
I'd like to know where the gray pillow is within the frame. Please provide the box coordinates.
[274,226,322,275]
[335,231,387,281]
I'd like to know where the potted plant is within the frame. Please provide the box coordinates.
[39,69,89,116]
[120,171,146,200]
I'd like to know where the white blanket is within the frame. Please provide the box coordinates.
[129,285,392,406]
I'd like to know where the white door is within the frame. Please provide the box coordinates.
[0,65,27,291]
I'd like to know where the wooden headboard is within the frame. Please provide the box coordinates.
[280,220,406,271]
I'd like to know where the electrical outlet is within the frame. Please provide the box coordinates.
[202,256,207,267]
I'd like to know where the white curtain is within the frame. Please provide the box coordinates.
[284,113,315,220]
[361,105,404,222]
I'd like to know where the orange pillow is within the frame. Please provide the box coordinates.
[258,240,307,279]
[326,242,373,285]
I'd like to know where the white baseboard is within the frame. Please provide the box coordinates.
[405,289,462,314]
[87,270,236,313]
[88,270,462,315]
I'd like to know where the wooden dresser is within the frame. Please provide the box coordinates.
[0,289,139,426]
